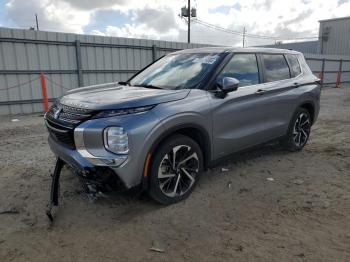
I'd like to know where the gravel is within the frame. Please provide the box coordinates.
[0,86,349,262]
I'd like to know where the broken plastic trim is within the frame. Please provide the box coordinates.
[46,157,65,222]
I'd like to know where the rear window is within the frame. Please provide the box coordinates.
[262,54,291,82]
[286,54,302,77]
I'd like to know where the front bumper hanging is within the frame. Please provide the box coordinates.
[46,157,65,222]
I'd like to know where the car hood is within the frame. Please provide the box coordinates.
[59,84,190,110]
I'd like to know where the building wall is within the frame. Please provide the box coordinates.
[319,17,350,56]
[0,27,209,115]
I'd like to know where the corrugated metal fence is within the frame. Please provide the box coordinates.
[305,54,350,87]
[1,28,350,115]
[0,28,209,115]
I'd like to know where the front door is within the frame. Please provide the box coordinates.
[211,53,285,159]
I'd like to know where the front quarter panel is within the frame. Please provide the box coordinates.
[152,89,213,156]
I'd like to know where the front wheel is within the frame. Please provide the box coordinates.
[148,134,204,204]
[281,108,312,151]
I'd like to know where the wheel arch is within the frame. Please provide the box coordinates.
[298,101,315,124]
[149,123,212,166]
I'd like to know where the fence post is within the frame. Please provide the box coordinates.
[152,45,157,62]
[40,72,49,112]
[320,58,325,88]
[75,40,84,87]
[336,59,342,88]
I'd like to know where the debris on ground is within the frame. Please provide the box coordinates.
[235,244,244,252]
[227,181,232,188]
[292,179,304,185]
[0,207,19,215]
[238,188,251,194]
[266,177,275,182]
[150,240,166,253]
[221,168,229,172]
[11,119,19,122]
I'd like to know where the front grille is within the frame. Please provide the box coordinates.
[45,103,94,149]
[46,104,93,128]
[48,124,75,148]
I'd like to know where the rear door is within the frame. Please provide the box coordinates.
[257,53,301,136]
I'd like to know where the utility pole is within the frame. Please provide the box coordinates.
[181,1,196,43]
[242,27,246,47]
[35,14,39,30]
[187,0,191,43]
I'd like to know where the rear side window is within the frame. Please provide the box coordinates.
[216,54,259,87]
[286,54,302,77]
[262,54,291,82]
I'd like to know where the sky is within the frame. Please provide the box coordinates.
[0,0,349,46]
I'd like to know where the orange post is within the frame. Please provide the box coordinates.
[318,72,323,82]
[336,72,341,88]
[40,72,49,112]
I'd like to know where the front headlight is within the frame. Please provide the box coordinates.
[93,105,155,119]
[103,127,129,154]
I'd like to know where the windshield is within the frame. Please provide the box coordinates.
[129,53,222,90]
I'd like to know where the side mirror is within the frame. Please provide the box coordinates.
[215,77,239,98]
[221,77,239,93]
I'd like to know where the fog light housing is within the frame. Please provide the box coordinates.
[103,127,129,154]
[101,155,128,166]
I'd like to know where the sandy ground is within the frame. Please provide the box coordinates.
[0,87,349,262]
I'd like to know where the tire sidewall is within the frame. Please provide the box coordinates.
[148,134,204,204]
[285,107,311,151]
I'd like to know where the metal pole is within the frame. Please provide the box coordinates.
[187,0,191,43]
[152,45,157,62]
[75,40,84,87]
[336,59,343,88]
[320,58,325,88]
[243,27,246,47]
[35,14,39,31]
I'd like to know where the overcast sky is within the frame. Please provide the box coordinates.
[0,0,349,46]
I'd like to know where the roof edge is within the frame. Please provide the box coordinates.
[319,16,350,23]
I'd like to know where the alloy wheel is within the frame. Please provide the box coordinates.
[157,145,199,198]
[293,112,311,147]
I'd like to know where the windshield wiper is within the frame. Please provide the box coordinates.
[118,81,130,86]
[134,84,163,89]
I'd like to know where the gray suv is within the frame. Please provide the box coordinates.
[45,47,320,205]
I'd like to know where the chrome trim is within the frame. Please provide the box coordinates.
[74,126,128,167]
[45,119,69,133]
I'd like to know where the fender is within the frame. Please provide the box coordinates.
[140,112,212,190]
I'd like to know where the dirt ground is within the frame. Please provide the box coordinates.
[0,87,349,262]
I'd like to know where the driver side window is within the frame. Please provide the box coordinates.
[217,54,260,87]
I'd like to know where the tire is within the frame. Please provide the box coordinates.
[281,107,312,151]
[148,134,204,204]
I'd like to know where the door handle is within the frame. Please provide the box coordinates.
[255,89,266,94]
[293,82,300,88]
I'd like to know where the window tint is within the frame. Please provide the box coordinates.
[286,54,301,77]
[217,54,259,87]
[262,54,291,82]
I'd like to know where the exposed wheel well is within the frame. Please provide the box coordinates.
[300,102,315,123]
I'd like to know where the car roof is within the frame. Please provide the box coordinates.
[172,46,302,55]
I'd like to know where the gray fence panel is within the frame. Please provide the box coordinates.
[0,27,211,115]
[1,27,350,115]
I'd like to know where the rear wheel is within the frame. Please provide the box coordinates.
[148,134,203,204]
[281,108,312,151]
